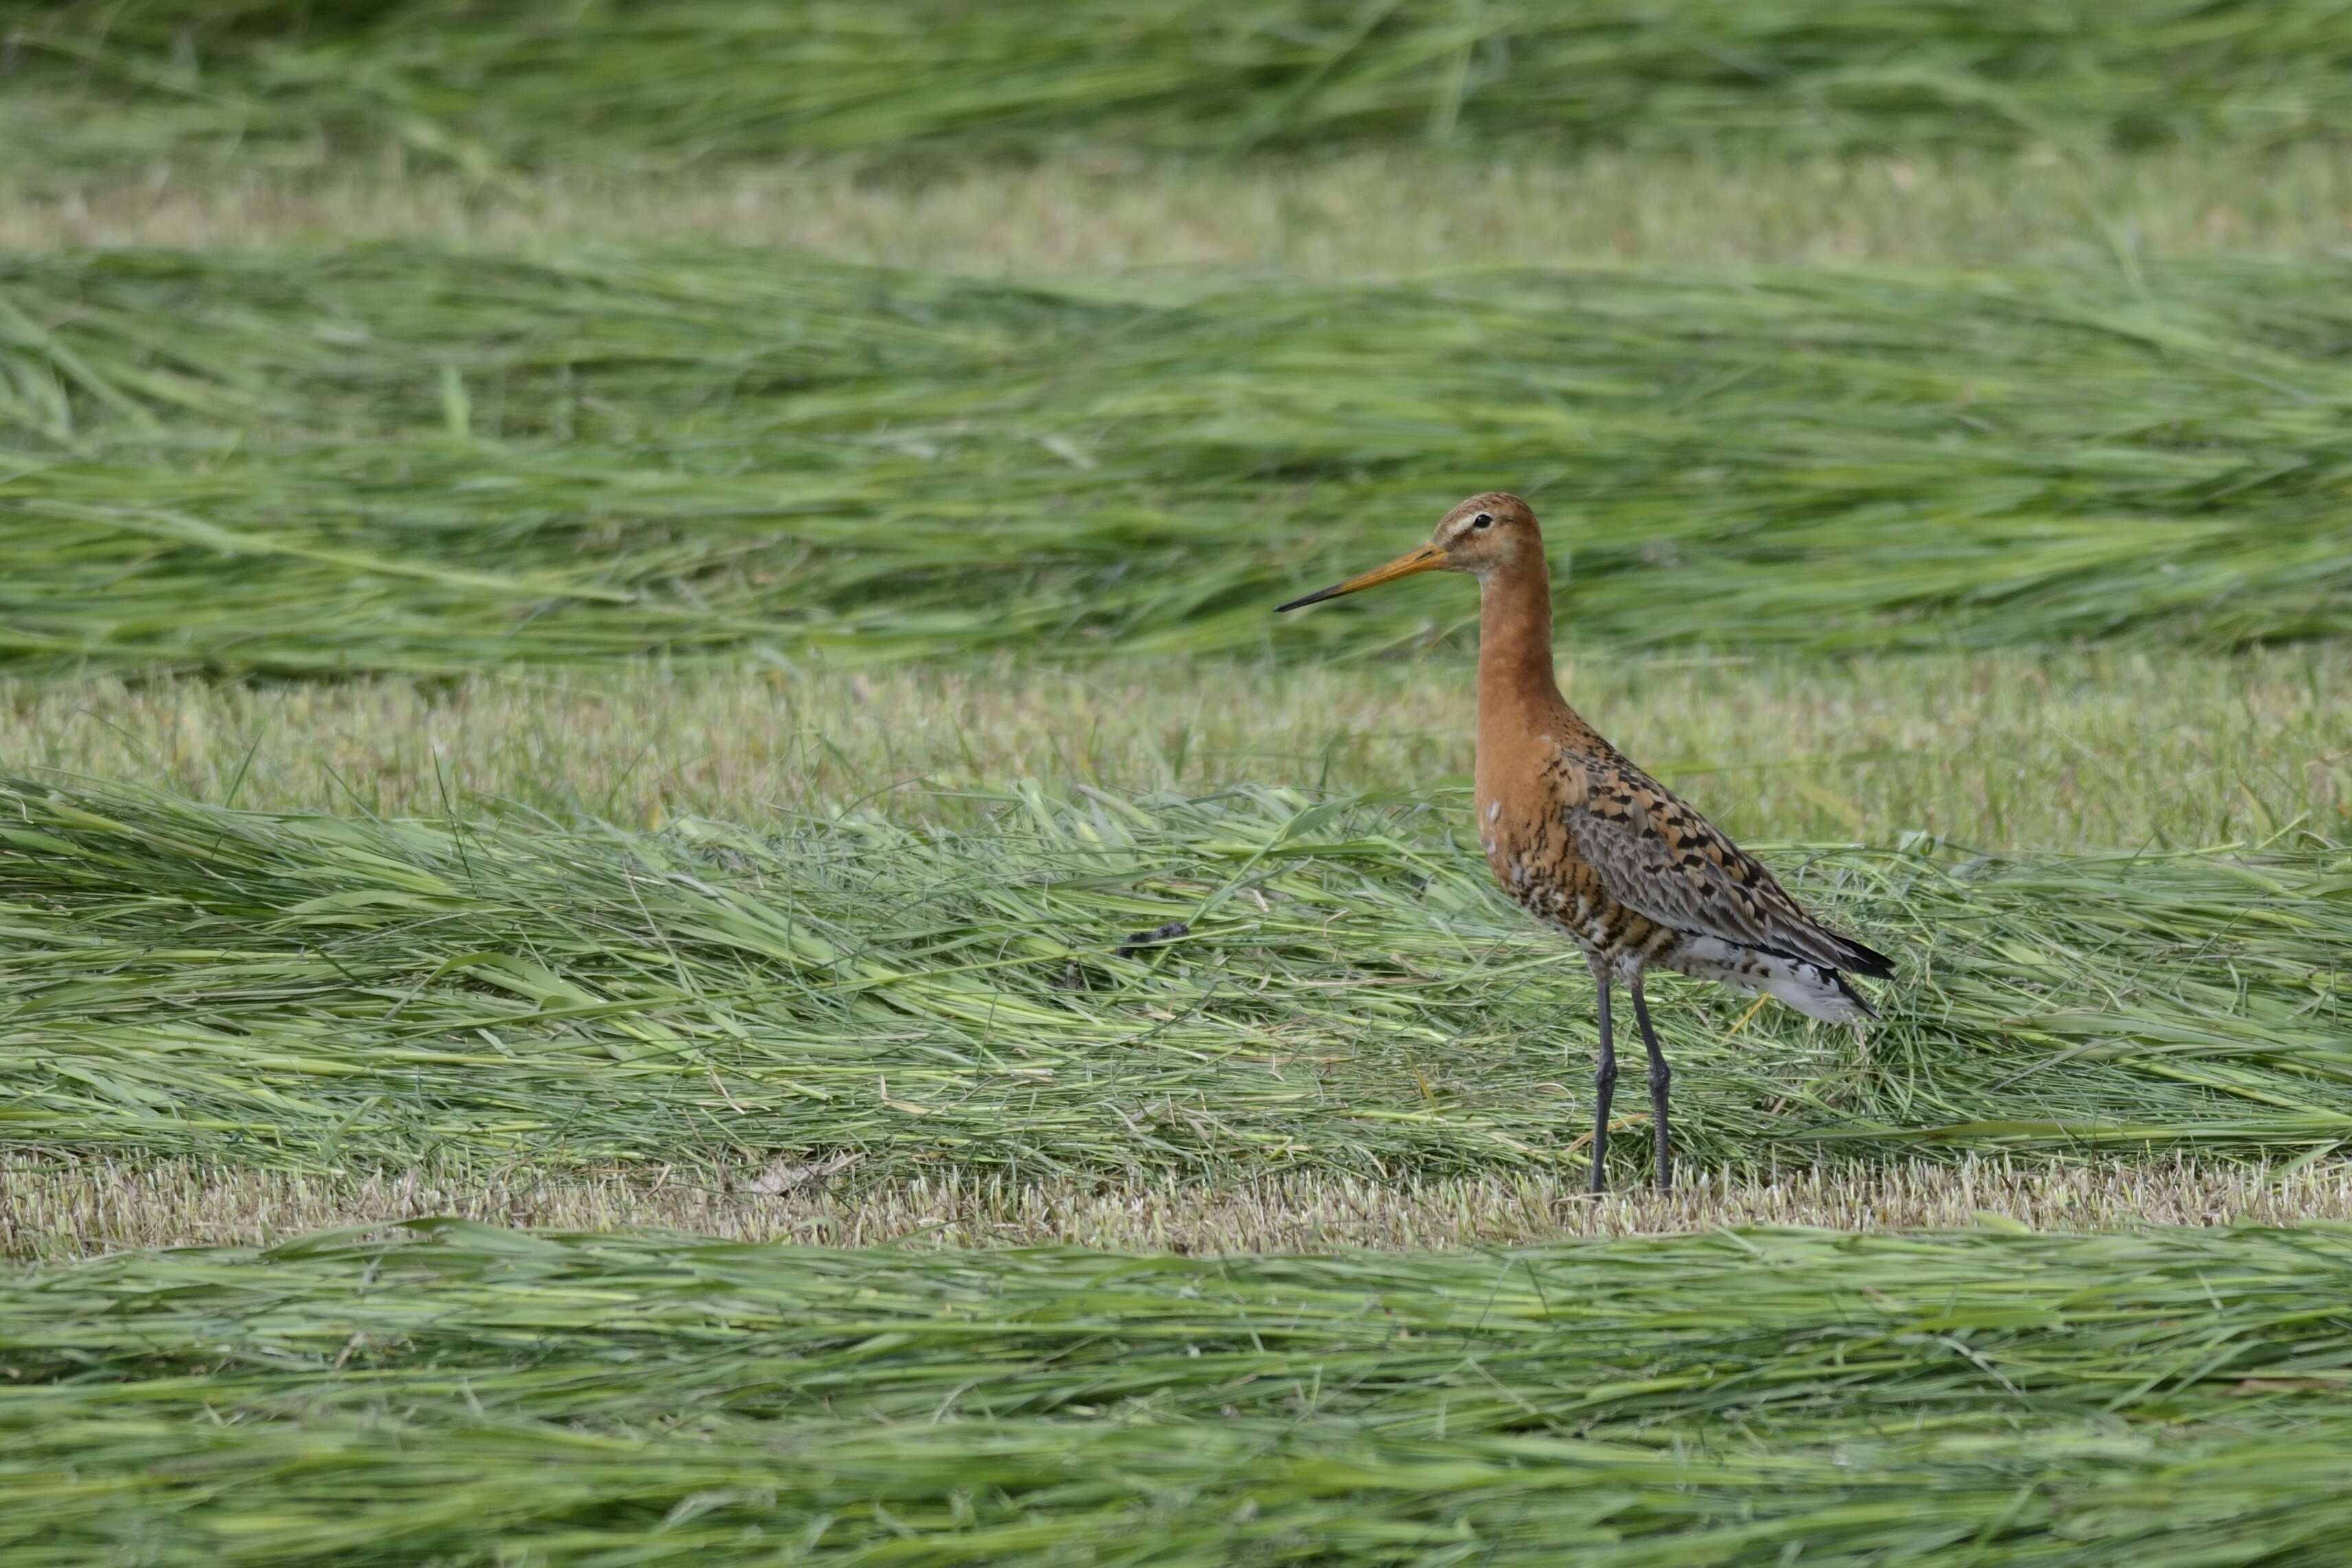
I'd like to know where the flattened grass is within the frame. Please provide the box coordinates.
[19,1410,2352,1566]
[13,0,2352,188]
[20,1222,2352,1435]
[9,1223,2352,1563]
[2,776,2344,1183]
[7,247,2352,670]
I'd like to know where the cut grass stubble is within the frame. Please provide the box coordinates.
[16,145,2352,270]
[14,1153,2352,1260]
[8,646,2345,851]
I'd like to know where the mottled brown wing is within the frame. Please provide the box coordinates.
[1561,755,1889,975]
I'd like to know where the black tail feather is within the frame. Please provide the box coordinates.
[1836,933,1897,979]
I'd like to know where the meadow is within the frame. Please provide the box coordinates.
[12,0,2352,180]
[6,3,2352,1561]
[10,243,2352,671]
[12,1225,2352,1563]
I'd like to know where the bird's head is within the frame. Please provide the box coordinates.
[1274,492,1539,613]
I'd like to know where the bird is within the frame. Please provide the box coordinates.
[1276,492,1892,1194]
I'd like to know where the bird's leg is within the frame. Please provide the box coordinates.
[1628,976,1672,1194]
[1587,964,1616,1195]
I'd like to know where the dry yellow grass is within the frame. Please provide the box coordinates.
[10,1155,2350,1259]
[11,146,2352,271]
[8,647,2344,850]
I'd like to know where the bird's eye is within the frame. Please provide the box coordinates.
[1473,513,1493,529]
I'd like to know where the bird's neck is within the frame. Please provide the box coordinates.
[1475,560,1570,737]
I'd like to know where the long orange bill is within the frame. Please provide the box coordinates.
[1274,544,1444,612]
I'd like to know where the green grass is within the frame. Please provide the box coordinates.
[9,16,2352,1558]
[4,773,2345,1185]
[8,245,2352,673]
[8,1223,2352,1563]
[12,0,2352,193]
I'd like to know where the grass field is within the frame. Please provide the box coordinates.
[14,0,2352,181]
[12,1225,2352,1563]
[8,769,2349,1175]
[8,648,2346,1272]
[10,245,2352,672]
[7,7,2352,1559]
[5,646,2349,1264]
